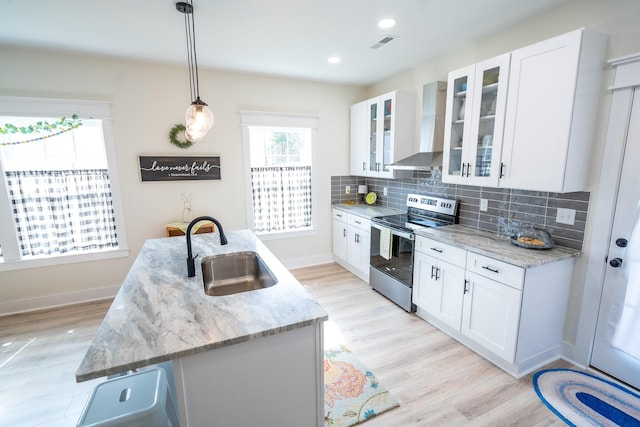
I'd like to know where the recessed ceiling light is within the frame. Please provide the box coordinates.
[378,18,396,29]
[328,56,341,64]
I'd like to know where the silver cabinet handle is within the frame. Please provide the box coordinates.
[362,161,366,171]
[354,220,361,225]
[343,229,347,237]
[482,265,499,274]
[500,162,505,178]
[464,279,470,294]
[435,267,440,280]
[461,163,466,177]
[430,247,443,253]
[430,265,436,279]
[466,162,471,177]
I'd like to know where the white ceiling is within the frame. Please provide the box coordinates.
[0,0,568,86]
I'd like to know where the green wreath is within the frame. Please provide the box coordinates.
[169,124,193,149]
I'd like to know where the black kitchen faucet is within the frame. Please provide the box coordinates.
[186,216,228,277]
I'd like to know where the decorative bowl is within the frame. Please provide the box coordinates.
[510,228,554,250]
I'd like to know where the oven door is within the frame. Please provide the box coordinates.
[370,222,415,288]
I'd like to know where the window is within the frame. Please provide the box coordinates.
[240,111,318,238]
[0,97,128,270]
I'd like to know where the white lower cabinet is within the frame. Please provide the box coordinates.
[413,243,466,331]
[332,209,371,281]
[461,271,521,363]
[332,211,348,260]
[413,235,574,378]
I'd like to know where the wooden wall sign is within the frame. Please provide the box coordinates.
[139,156,221,181]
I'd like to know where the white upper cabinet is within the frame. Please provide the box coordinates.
[443,54,511,186]
[349,101,368,176]
[350,90,416,178]
[500,29,607,192]
[442,28,607,192]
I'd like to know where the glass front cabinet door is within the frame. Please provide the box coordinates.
[364,91,416,179]
[443,53,510,186]
[367,93,397,178]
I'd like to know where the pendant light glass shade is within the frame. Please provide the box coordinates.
[185,99,214,133]
[184,128,207,142]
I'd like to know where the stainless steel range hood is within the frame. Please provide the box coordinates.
[387,81,447,171]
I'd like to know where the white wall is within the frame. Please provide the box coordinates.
[367,0,640,353]
[0,46,365,312]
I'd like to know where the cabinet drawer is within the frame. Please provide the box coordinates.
[415,236,466,268]
[347,214,370,231]
[333,209,347,222]
[466,252,524,290]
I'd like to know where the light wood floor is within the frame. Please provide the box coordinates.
[0,263,569,426]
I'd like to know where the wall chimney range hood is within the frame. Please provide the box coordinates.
[387,81,447,171]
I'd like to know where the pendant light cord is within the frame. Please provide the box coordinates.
[182,0,201,103]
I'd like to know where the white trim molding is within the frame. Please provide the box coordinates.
[0,283,120,316]
[573,52,640,366]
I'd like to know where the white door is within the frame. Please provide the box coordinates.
[591,88,640,389]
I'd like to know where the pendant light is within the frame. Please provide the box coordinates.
[176,1,213,142]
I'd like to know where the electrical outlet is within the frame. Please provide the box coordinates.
[345,185,351,194]
[383,187,388,196]
[480,199,488,212]
[556,208,576,225]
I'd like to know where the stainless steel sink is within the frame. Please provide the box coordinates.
[201,251,277,296]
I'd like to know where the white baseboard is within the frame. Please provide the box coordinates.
[561,339,588,369]
[281,253,335,270]
[0,284,120,316]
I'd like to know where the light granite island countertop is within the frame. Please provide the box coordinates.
[76,229,328,426]
[415,224,580,268]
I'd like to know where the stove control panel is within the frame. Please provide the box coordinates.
[406,194,458,216]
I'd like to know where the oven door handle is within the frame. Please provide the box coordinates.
[370,222,414,240]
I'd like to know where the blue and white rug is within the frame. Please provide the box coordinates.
[533,368,640,426]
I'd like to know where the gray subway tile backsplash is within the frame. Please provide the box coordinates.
[331,172,589,250]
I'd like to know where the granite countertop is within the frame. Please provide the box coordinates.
[415,224,581,268]
[76,230,328,382]
[332,203,404,219]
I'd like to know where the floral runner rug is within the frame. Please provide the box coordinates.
[324,345,399,426]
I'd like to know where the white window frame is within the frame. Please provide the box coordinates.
[0,96,129,271]
[239,110,319,240]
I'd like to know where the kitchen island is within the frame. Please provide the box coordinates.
[76,230,328,426]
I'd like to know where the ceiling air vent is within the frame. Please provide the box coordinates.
[370,35,396,50]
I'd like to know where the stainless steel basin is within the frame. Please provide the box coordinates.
[201,251,277,296]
